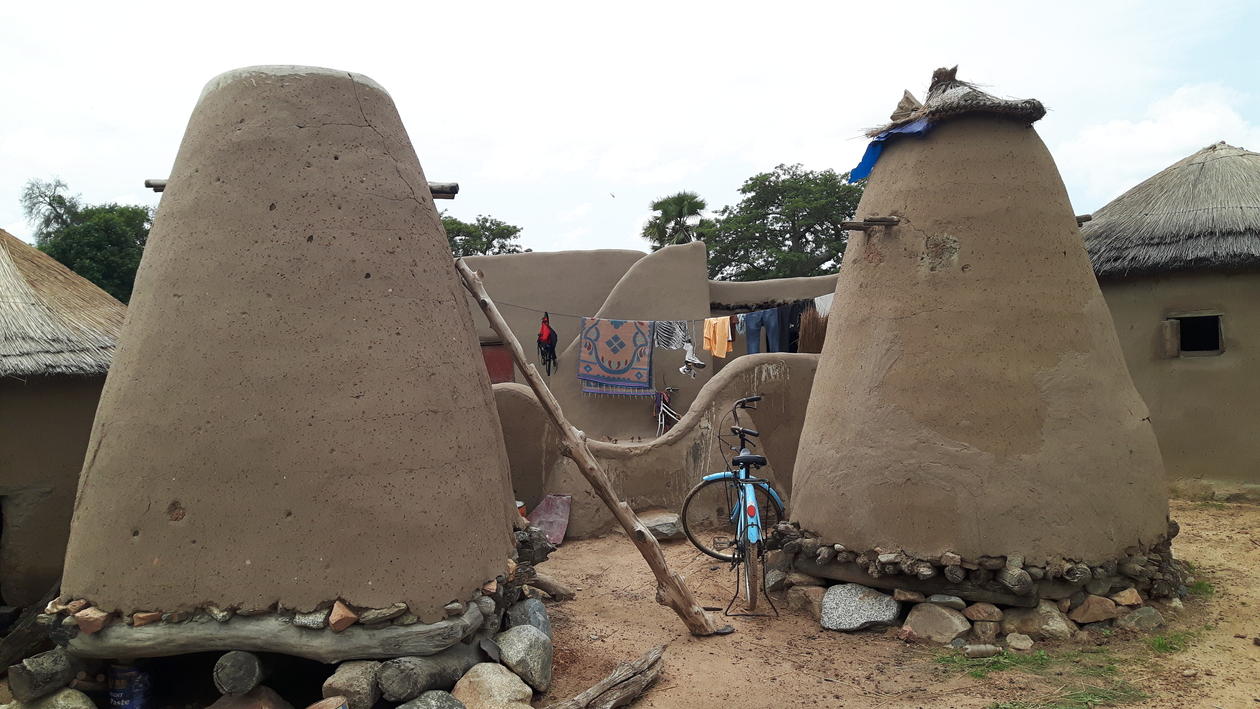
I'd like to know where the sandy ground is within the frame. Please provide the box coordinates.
[535,499,1260,708]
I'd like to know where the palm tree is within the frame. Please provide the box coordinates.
[642,191,707,250]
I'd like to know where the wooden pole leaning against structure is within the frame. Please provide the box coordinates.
[454,259,729,637]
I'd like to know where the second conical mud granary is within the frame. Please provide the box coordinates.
[789,68,1184,601]
[59,67,518,650]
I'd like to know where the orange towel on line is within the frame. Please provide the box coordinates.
[703,316,732,358]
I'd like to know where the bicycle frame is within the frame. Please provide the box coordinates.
[700,467,785,547]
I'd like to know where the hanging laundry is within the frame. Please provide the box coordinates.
[814,292,835,318]
[702,316,733,358]
[577,317,654,396]
[743,309,780,355]
[537,312,559,376]
[735,313,747,335]
[779,299,810,353]
[652,320,690,350]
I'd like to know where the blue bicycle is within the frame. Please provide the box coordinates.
[680,395,786,613]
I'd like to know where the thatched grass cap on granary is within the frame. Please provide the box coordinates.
[0,229,125,377]
[1083,142,1260,278]
[867,65,1046,137]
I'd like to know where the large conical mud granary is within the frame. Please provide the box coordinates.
[61,66,518,641]
[790,68,1182,601]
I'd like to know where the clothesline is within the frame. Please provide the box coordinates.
[491,294,834,322]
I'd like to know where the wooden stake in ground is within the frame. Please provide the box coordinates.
[455,259,729,637]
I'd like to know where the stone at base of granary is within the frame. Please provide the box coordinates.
[892,589,924,603]
[305,698,348,709]
[0,688,96,709]
[926,594,965,611]
[1110,588,1142,606]
[820,584,900,631]
[504,598,550,639]
[903,603,971,644]
[971,620,999,644]
[963,603,1003,622]
[450,664,532,709]
[494,625,553,692]
[1000,601,1077,641]
[787,586,825,621]
[637,510,684,541]
[963,644,1001,658]
[321,660,380,709]
[207,686,294,709]
[399,691,466,709]
[1068,595,1118,624]
[1115,606,1165,632]
[1006,633,1034,651]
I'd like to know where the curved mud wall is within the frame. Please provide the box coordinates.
[1100,271,1260,487]
[62,66,515,621]
[791,116,1168,564]
[495,353,818,537]
[0,375,104,606]
[465,249,644,351]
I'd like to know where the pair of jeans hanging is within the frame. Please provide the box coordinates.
[743,309,781,355]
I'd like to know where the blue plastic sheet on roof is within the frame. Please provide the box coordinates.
[848,118,932,183]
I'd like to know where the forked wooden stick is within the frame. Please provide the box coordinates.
[455,259,727,637]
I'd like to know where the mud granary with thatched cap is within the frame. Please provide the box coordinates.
[0,228,126,607]
[1083,141,1260,492]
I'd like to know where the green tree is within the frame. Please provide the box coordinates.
[21,179,151,303]
[703,164,863,280]
[641,191,710,250]
[441,213,524,257]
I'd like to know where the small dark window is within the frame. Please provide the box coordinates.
[1177,314,1222,354]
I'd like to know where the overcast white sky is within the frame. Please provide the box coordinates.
[2,1,1257,253]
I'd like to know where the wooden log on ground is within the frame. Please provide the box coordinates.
[0,582,60,672]
[67,604,483,663]
[545,645,664,709]
[527,572,576,601]
[455,259,727,638]
[8,648,81,702]
[794,559,1039,608]
[213,650,267,695]
[377,642,483,701]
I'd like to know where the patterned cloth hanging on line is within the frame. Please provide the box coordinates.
[652,320,690,350]
[577,317,654,396]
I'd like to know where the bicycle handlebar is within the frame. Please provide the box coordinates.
[736,395,762,408]
[731,426,759,438]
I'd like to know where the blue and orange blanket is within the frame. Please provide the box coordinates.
[577,317,654,396]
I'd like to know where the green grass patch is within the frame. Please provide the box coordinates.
[986,678,1145,709]
[1196,500,1227,510]
[1188,580,1215,596]
[1148,630,1195,653]
[936,649,1052,678]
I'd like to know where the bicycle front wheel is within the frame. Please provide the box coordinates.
[680,477,785,562]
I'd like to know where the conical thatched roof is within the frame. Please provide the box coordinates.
[0,229,125,377]
[868,66,1045,137]
[1083,142,1260,278]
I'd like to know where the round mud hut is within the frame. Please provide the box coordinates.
[788,68,1184,608]
[1083,141,1260,494]
[0,229,124,608]
[56,67,523,665]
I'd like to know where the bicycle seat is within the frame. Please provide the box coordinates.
[733,454,767,468]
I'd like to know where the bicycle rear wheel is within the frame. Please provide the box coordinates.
[742,540,762,611]
[680,477,785,562]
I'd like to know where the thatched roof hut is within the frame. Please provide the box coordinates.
[0,228,125,377]
[1083,142,1260,277]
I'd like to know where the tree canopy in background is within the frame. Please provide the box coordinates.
[442,213,525,257]
[645,164,864,281]
[21,179,151,303]
[642,191,710,250]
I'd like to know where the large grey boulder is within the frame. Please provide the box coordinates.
[638,510,684,540]
[494,624,553,691]
[903,603,971,644]
[820,583,900,631]
[505,598,551,639]
[1115,605,1165,632]
[1001,600,1078,640]
[450,664,532,709]
[398,691,466,709]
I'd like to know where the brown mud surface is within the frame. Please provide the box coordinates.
[538,500,1260,708]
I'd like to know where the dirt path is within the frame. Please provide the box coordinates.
[535,500,1260,708]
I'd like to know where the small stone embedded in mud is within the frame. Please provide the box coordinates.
[926,594,966,610]
[1006,633,1035,651]
[820,584,900,632]
[1114,605,1165,632]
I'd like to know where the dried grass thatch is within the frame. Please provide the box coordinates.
[1083,142,1260,278]
[868,66,1045,137]
[0,229,125,377]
